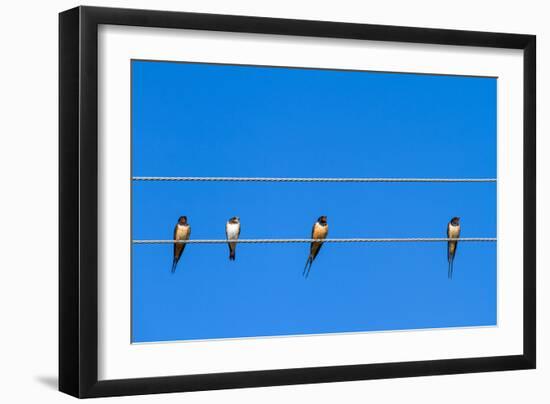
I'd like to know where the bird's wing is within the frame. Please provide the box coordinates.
[225,222,229,239]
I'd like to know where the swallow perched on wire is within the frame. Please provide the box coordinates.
[447,216,461,279]
[172,216,191,273]
[225,216,241,261]
[303,216,329,278]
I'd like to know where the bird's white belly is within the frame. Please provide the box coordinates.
[226,223,239,240]
[176,225,189,240]
[448,225,460,238]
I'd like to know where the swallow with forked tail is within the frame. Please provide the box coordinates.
[447,216,461,279]
[172,216,191,273]
[303,216,329,278]
[225,216,241,261]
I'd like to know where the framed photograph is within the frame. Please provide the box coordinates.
[59,6,536,398]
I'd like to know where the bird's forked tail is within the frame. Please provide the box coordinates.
[171,257,179,273]
[303,256,313,278]
[448,256,454,279]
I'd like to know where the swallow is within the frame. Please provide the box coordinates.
[172,216,191,273]
[225,216,241,261]
[303,216,329,278]
[447,216,461,279]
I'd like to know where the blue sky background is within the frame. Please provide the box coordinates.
[131,60,497,343]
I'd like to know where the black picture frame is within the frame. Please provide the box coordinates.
[59,5,536,398]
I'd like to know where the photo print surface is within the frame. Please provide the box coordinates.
[131,60,497,343]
